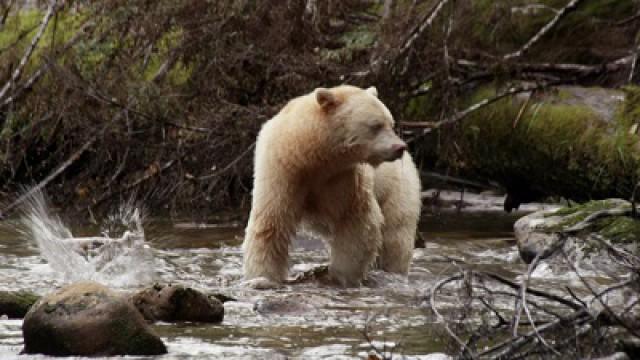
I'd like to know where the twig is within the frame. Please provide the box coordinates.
[513,91,532,128]
[0,134,98,219]
[418,82,549,135]
[479,272,583,311]
[478,310,590,358]
[455,56,634,81]
[503,0,583,60]
[562,208,632,234]
[391,0,451,74]
[631,181,639,218]
[1,19,95,108]
[0,24,39,54]
[0,0,14,31]
[616,11,640,26]
[362,312,393,360]
[406,80,531,139]
[420,171,498,191]
[629,30,640,83]
[560,249,640,338]
[429,273,476,359]
[90,159,177,210]
[517,255,561,355]
[198,142,256,181]
[0,0,57,102]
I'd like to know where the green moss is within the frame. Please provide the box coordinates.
[598,217,640,244]
[435,85,640,202]
[551,199,626,218]
[341,27,376,49]
[0,10,42,50]
[139,26,192,85]
[0,290,40,318]
[0,10,86,56]
[321,26,376,63]
[536,199,639,247]
[619,86,640,129]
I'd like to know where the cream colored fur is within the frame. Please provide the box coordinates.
[242,85,421,286]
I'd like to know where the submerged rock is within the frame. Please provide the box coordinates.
[22,281,166,356]
[515,199,639,263]
[254,295,315,315]
[130,283,224,323]
[0,291,40,318]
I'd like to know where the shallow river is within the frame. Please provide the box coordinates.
[0,209,557,359]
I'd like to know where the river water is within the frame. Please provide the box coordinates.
[0,204,569,359]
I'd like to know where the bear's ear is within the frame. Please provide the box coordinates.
[366,86,378,98]
[316,88,338,110]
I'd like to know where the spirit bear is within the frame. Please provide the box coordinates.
[243,85,421,286]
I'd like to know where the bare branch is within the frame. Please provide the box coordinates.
[0,0,15,31]
[429,273,477,359]
[503,0,583,60]
[0,0,57,101]
[0,133,97,219]
[1,19,95,108]
[432,82,548,130]
[385,0,451,75]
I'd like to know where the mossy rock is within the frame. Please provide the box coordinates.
[0,291,40,318]
[22,282,167,356]
[515,199,639,263]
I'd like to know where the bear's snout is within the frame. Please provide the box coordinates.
[388,143,407,161]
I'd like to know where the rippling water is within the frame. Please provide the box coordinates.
[0,204,570,359]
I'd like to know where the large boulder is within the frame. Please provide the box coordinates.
[130,283,224,323]
[515,199,639,264]
[22,282,167,356]
[0,291,40,318]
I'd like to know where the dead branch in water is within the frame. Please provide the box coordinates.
[428,217,640,359]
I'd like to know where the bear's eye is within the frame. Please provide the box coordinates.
[370,123,384,133]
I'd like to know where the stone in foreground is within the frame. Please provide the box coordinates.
[22,282,167,356]
[131,283,224,323]
[0,291,40,318]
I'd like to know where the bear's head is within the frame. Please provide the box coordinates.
[315,85,407,167]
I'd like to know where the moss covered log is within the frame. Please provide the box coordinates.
[418,86,640,206]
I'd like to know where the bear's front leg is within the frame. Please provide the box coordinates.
[242,182,301,284]
[327,199,384,287]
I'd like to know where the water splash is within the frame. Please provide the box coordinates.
[18,190,155,288]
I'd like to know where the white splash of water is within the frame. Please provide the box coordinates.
[18,190,155,288]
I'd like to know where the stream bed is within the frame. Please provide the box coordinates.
[0,207,572,359]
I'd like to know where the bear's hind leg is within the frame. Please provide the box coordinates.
[378,220,417,274]
[327,203,383,287]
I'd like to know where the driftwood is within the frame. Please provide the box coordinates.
[428,215,640,359]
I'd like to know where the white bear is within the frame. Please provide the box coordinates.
[242,85,422,286]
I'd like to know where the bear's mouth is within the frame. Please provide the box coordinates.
[385,150,404,162]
